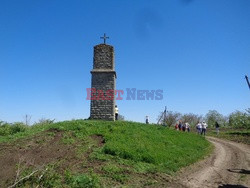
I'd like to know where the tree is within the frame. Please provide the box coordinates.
[158,111,181,127]
[0,120,4,126]
[181,113,203,127]
[228,109,250,129]
[205,110,226,127]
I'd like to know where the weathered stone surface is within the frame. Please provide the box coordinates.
[90,44,116,121]
[93,44,115,70]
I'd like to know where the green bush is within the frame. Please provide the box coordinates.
[33,118,55,126]
[229,109,250,129]
[0,123,11,136]
[0,122,28,136]
[10,122,27,134]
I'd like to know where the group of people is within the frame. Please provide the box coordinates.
[175,120,210,136]
[196,121,208,136]
[175,121,191,132]
[144,117,220,136]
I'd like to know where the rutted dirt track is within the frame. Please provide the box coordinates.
[173,137,250,188]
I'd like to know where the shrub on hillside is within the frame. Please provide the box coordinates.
[0,122,11,136]
[0,122,28,136]
[33,118,55,126]
[229,109,250,129]
[10,122,28,134]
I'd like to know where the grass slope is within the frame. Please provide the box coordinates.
[0,120,212,187]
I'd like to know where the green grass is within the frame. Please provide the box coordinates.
[0,120,212,187]
[65,170,100,188]
[102,163,129,183]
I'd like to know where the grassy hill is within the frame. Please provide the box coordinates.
[0,120,212,187]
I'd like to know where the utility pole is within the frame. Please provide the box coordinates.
[163,106,167,126]
[157,106,167,126]
[245,75,250,90]
[24,114,31,126]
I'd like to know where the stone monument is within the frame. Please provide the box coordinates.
[90,34,116,121]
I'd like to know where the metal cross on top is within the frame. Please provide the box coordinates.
[100,33,109,44]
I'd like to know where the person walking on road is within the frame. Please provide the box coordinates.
[215,121,220,135]
[201,121,207,136]
[182,123,186,132]
[196,122,202,134]
[175,123,179,130]
[178,121,182,131]
[186,122,190,132]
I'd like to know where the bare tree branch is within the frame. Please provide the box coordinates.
[8,169,39,188]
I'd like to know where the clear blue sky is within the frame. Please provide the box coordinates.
[0,0,249,123]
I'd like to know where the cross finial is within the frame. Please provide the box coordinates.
[100,33,109,44]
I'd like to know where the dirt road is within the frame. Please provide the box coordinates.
[174,137,250,188]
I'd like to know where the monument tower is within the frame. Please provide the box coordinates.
[90,34,116,121]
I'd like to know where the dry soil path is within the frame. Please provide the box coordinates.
[173,136,250,188]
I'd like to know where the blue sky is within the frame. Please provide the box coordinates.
[0,0,249,123]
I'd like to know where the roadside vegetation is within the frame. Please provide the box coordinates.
[157,108,250,144]
[0,120,211,187]
[158,108,250,129]
[207,128,250,145]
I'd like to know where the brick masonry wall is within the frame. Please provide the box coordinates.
[90,44,116,121]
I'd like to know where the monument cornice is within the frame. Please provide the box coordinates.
[91,69,116,78]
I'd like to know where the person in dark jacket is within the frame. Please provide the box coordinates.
[178,121,182,131]
[215,121,220,135]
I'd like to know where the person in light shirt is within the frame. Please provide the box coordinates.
[185,122,190,132]
[196,122,202,134]
[201,121,207,136]
[115,105,119,120]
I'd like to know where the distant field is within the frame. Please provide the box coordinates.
[0,120,212,187]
